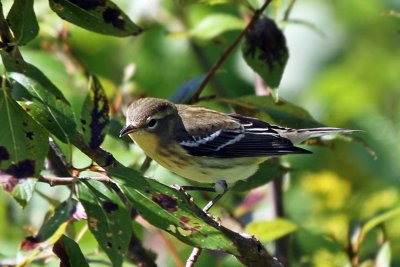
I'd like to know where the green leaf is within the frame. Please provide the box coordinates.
[169,75,205,104]
[80,75,110,149]
[245,218,298,242]
[37,199,78,241]
[49,0,143,37]
[78,179,132,267]
[217,95,323,128]
[232,159,288,192]
[6,0,39,45]
[21,199,78,251]
[3,58,79,143]
[361,207,400,239]
[242,17,288,89]
[53,235,90,267]
[109,166,238,255]
[0,84,48,178]
[189,14,245,39]
[11,179,36,207]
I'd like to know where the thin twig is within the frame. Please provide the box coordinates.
[38,175,111,186]
[269,175,289,266]
[189,0,273,104]
[283,0,297,21]
[140,156,153,174]
[185,248,202,267]
[174,5,228,98]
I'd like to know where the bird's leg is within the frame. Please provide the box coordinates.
[184,180,228,267]
[174,180,228,212]
[202,180,228,212]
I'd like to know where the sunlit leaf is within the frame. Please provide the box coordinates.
[6,0,39,45]
[53,235,90,267]
[245,218,298,242]
[0,84,48,178]
[80,75,110,149]
[49,0,143,37]
[78,179,132,267]
[242,17,288,89]
[189,14,245,39]
[361,207,400,239]
[109,166,239,255]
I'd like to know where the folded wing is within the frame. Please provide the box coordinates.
[178,114,310,157]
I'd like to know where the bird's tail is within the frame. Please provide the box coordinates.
[278,127,359,144]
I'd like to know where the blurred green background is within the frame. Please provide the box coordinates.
[1,0,399,266]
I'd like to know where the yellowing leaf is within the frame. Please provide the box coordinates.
[245,218,298,242]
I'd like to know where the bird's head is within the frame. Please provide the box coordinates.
[119,98,178,138]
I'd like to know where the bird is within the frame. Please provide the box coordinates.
[119,97,355,194]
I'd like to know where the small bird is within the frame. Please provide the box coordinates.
[119,98,355,189]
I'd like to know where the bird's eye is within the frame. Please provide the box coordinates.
[147,119,158,129]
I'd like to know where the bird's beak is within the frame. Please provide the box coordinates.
[119,124,137,137]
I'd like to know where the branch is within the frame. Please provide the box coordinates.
[174,187,283,267]
[269,175,289,266]
[189,0,273,103]
[174,5,228,98]
[186,248,202,267]
[283,0,297,21]
[38,175,111,186]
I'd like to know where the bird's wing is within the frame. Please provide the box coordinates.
[176,110,310,158]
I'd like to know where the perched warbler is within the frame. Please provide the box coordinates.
[120,98,354,186]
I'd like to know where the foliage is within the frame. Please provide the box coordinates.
[0,0,399,266]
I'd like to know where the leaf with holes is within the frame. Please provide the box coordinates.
[49,0,143,37]
[0,85,48,178]
[53,235,90,267]
[80,75,110,149]
[109,166,238,255]
[6,0,39,45]
[242,18,288,89]
[78,180,132,267]
[3,56,80,143]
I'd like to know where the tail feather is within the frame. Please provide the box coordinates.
[277,127,359,144]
